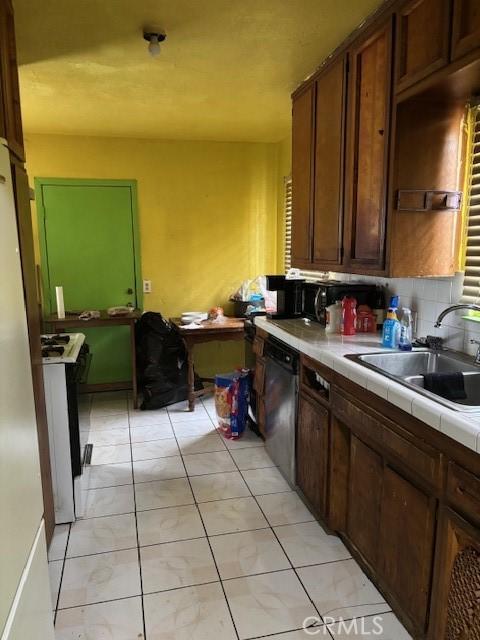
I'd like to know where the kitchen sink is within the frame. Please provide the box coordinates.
[346,349,480,411]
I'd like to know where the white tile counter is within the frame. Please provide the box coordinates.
[255,317,480,454]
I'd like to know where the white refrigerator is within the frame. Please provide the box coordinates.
[0,139,55,639]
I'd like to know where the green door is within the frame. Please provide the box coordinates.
[37,179,141,384]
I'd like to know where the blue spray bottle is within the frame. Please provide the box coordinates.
[381,296,400,348]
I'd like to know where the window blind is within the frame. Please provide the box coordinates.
[462,107,480,303]
[283,176,329,280]
[284,177,292,272]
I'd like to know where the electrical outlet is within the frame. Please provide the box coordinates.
[143,280,152,293]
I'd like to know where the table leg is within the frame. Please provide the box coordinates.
[130,321,138,409]
[186,342,195,411]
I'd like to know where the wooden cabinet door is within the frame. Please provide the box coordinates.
[396,0,451,92]
[344,20,393,272]
[0,0,24,161]
[451,0,480,60]
[429,507,480,640]
[346,435,383,567]
[312,57,347,268]
[296,392,329,518]
[291,84,315,267]
[378,466,437,634]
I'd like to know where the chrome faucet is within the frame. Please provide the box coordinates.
[434,304,480,328]
[470,339,480,365]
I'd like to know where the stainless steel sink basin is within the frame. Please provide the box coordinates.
[346,349,480,411]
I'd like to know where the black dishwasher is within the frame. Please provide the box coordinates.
[264,337,299,486]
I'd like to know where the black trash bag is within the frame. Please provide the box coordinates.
[135,311,203,410]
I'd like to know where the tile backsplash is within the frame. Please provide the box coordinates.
[329,272,480,357]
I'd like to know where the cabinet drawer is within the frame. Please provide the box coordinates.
[253,336,264,357]
[331,387,365,426]
[332,388,442,488]
[372,415,441,489]
[446,462,480,526]
[300,357,331,406]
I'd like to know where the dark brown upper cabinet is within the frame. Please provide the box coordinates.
[291,84,315,268]
[312,56,347,267]
[396,0,451,93]
[344,20,393,272]
[451,0,480,61]
[0,0,24,161]
[290,0,471,278]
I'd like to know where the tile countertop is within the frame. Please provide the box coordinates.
[255,317,480,455]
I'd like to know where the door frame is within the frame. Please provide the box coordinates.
[35,177,142,315]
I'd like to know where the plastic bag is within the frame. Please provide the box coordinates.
[214,369,250,439]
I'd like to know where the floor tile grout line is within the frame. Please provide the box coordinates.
[60,534,352,566]
[127,404,148,640]
[55,593,143,614]
[233,463,327,629]
[199,418,329,637]
[52,522,72,624]
[170,410,242,640]
[241,624,331,640]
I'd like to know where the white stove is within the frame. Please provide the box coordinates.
[42,332,91,523]
[41,333,85,364]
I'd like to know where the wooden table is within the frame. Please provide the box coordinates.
[170,317,245,411]
[44,310,142,408]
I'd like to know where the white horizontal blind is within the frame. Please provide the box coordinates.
[462,107,480,302]
[284,177,292,272]
[284,176,329,280]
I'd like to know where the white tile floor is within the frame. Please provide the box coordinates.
[49,392,412,639]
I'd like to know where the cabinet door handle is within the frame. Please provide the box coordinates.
[378,129,384,136]
[0,175,6,184]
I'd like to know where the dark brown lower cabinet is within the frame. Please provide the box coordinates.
[378,466,436,633]
[295,366,480,639]
[347,449,437,635]
[296,392,329,518]
[346,435,383,568]
[429,507,480,640]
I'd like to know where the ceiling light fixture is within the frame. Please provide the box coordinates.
[143,31,166,58]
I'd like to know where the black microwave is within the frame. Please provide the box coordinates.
[303,281,380,325]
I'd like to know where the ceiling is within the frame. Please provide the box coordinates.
[14,0,382,142]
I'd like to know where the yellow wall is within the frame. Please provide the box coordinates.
[25,133,281,376]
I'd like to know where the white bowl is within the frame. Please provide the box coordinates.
[181,312,207,321]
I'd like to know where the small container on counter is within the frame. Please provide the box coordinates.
[341,296,357,336]
[355,305,376,333]
[325,301,342,334]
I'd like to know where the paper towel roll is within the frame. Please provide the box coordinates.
[55,286,65,319]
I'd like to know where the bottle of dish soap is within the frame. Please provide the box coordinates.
[398,307,413,351]
[382,296,400,348]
